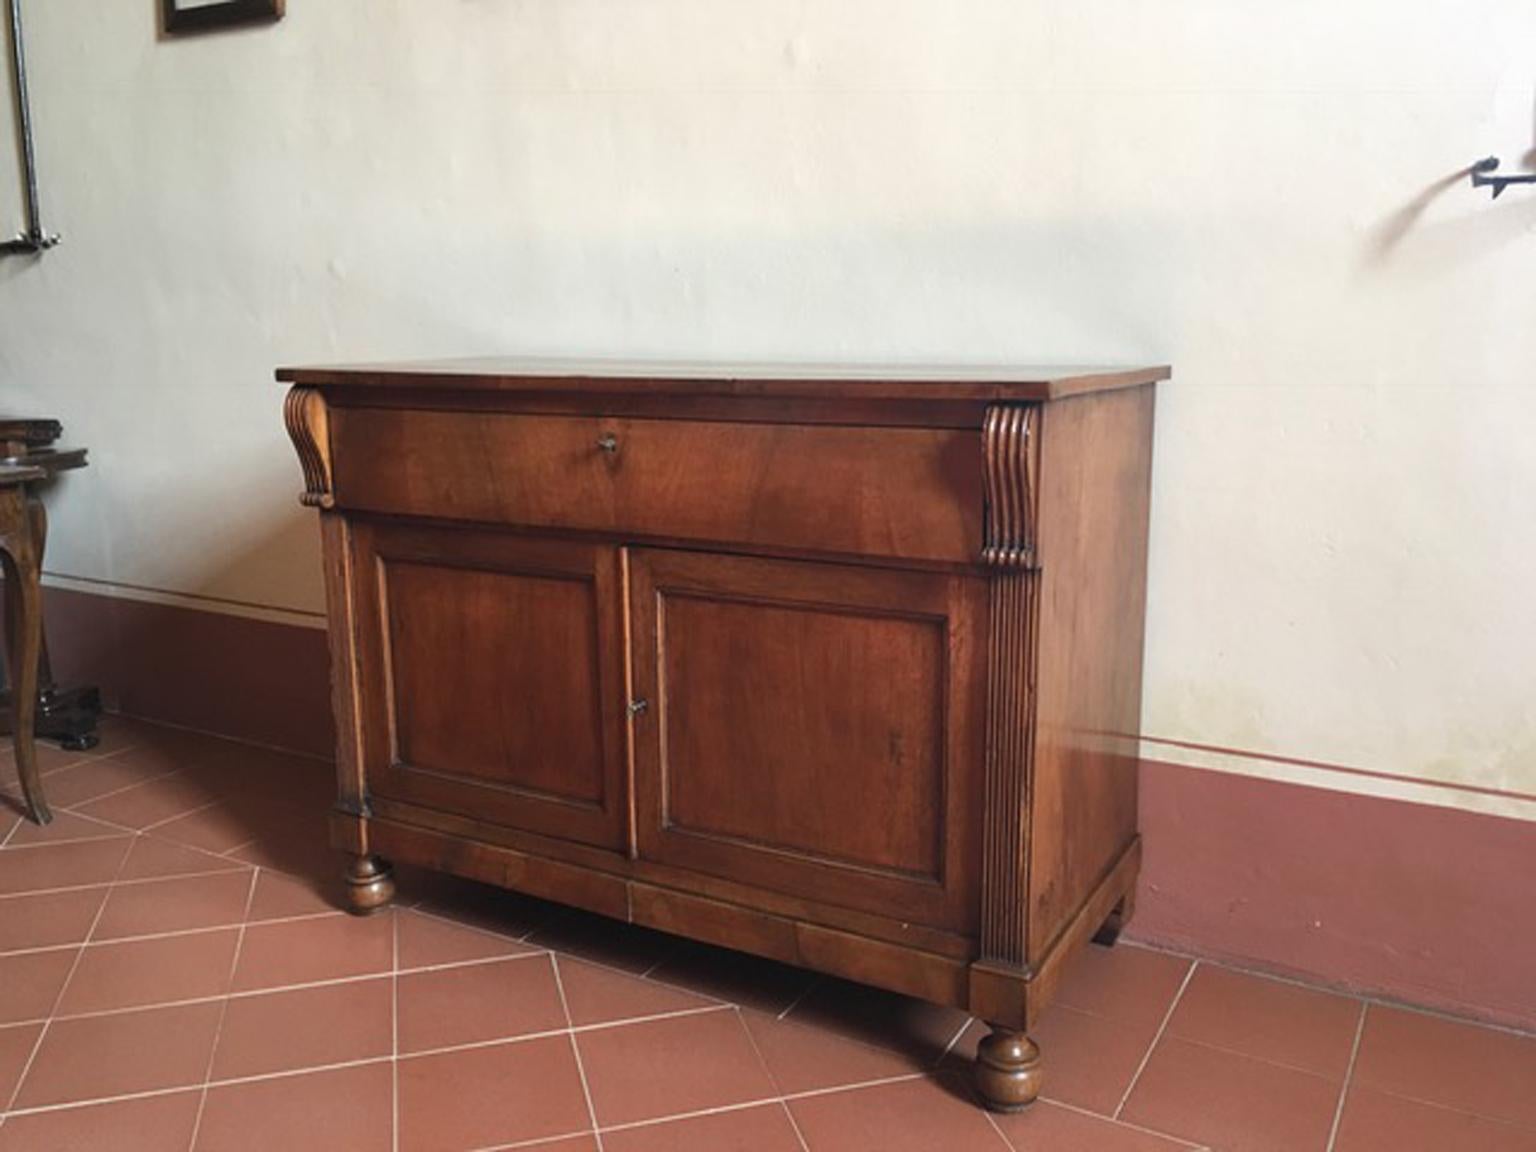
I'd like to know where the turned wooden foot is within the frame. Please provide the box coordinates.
[975,1028,1043,1112]
[344,854,395,914]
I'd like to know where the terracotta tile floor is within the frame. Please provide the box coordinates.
[3,719,1535,1151]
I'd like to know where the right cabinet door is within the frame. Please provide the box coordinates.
[627,548,988,933]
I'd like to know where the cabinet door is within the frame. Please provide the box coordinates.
[628,549,987,932]
[351,521,627,851]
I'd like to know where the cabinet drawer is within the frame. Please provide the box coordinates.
[329,407,984,564]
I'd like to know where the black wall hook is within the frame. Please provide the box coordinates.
[2,0,61,258]
[1471,157,1536,200]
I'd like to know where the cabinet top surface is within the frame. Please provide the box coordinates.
[277,357,1168,402]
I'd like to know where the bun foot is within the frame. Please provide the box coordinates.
[975,1028,1042,1112]
[344,854,395,915]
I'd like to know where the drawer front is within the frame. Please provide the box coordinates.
[347,522,629,851]
[627,548,988,933]
[330,407,983,564]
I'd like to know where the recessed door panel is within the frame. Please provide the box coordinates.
[385,561,605,804]
[351,523,626,851]
[629,549,987,931]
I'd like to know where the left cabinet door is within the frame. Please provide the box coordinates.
[348,520,629,852]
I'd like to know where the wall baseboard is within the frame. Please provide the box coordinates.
[45,584,334,760]
[1132,759,1535,1033]
[42,585,1536,1033]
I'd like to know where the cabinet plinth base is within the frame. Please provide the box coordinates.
[975,1028,1043,1112]
[344,854,395,915]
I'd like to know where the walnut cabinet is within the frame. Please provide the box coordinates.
[281,359,1164,1110]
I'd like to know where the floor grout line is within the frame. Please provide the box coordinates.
[4,1059,397,1119]
[1112,957,1198,1120]
[1349,991,1536,1042]
[137,799,232,836]
[782,1071,927,1103]
[0,867,241,902]
[215,836,263,861]
[391,908,400,1152]
[0,829,140,852]
[595,1093,787,1136]
[776,974,822,1021]
[1039,1096,1213,1148]
[3,827,140,1116]
[635,934,688,979]
[0,833,134,859]
[1,997,763,1125]
[779,1098,813,1152]
[549,955,605,1152]
[731,996,813,1152]
[608,964,736,1010]
[734,1003,790,1097]
[84,712,331,768]
[1163,1032,1354,1082]
[935,1015,975,1067]
[1142,943,1536,1042]
[403,902,544,952]
[0,908,347,960]
[185,866,261,1152]
[51,767,188,815]
[522,938,736,1012]
[1353,1084,1536,1133]
[983,1109,1019,1150]
[1323,1000,1368,1152]
[26,949,556,1029]
[467,1129,602,1152]
[0,816,28,849]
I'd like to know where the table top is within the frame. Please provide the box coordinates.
[0,447,87,476]
[278,357,1169,403]
[0,462,46,487]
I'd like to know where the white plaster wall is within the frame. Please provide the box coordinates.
[1,2,1532,811]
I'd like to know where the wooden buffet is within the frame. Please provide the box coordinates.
[280,358,1164,1110]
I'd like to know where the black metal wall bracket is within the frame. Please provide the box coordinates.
[0,231,60,256]
[1471,156,1536,200]
[2,0,60,258]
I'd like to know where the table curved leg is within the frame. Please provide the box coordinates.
[0,500,49,826]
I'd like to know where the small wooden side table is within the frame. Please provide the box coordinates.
[0,421,100,755]
[0,461,51,824]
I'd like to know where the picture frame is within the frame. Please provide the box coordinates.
[162,0,285,35]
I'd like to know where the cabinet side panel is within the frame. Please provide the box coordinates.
[1027,385,1155,961]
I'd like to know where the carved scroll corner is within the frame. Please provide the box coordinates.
[981,404,1038,569]
[283,385,335,510]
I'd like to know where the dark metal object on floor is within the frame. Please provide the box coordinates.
[0,683,102,752]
